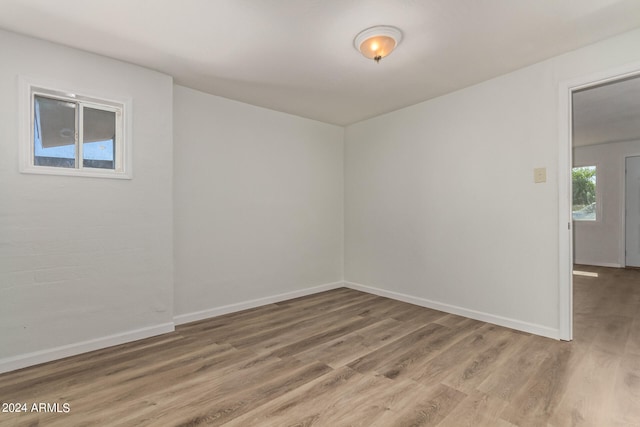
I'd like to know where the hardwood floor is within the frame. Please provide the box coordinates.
[1,266,638,426]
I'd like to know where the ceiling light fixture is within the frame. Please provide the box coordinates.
[354,25,402,63]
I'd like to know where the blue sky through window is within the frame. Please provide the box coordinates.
[34,97,114,162]
[34,136,114,161]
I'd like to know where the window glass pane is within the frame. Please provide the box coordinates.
[572,166,597,221]
[83,107,116,170]
[34,95,76,168]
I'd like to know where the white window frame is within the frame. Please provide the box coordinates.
[19,76,132,179]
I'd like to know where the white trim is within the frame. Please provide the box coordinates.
[624,154,640,267]
[621,155,629,268]
[558,61,640,342]
[173,281,345,325]
[558,78,574,341]
[0,282,345,374]
[0,323,174,375]
[573,261,622,268]
[344,281,560,340]
[622,153,640,267]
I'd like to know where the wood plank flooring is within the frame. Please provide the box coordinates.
[0,265,638,426]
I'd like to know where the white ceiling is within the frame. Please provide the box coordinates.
[573,75,640,147]
[2,0,640,125]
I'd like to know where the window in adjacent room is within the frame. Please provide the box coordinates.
[572,165,597,221]
[21,81,131,179]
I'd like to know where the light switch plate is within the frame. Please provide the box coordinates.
[534,167,546,183]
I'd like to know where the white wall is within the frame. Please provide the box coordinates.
[0,30,174,372]
[173,86,344,320]
[573,140,640,267]
[345,28,640,339]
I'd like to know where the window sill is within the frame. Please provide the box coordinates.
[20,165,132,180]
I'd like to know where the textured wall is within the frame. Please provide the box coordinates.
[173,86,344,317]
[0,30,174,370]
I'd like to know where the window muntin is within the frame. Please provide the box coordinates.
[572,165,597,221]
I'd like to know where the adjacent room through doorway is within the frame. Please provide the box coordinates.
[570,73,640,342]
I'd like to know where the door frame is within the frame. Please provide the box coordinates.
[624,155,640,267]
[558,61,640,341]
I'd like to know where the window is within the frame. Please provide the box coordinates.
[20,79,131,178]
[572,165,597,221]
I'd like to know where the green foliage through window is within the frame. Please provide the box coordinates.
[572,166,596,221]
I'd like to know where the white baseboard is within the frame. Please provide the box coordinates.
[573,260,622,268]
[1,282,344,375]
[344,281,560,340]
[0,323,175,375]
[173,281,345,325]
[1,279,561,375]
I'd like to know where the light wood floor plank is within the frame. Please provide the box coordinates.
[348,322,449,375]
[610,355,640,427]
[410,324,518,387]
[548,348,621,427]
[437,389,509,427]
[499,341,579,426]
[369,319,483,381]
[380,382,467,427]
[476,334,551,402]
[224,366,395,427]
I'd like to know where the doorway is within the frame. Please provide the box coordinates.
[559,63,640,341]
